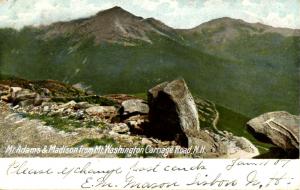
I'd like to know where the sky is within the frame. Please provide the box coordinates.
[0,0,299,29]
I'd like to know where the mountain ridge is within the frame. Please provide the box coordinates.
[40,6,179,44]
[0,6,299,118]
[38,6,299,45]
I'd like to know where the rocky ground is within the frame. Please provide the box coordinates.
[0,77,276,158]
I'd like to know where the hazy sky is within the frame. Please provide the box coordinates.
[0,0,299,29]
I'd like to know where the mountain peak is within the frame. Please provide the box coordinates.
[186,16,300,37]
[95,6,134,17]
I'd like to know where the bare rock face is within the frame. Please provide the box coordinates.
[147,79,199,147]
[247,111,299,151]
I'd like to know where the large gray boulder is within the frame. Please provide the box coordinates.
[247,111,299,151]
[121,99,149,116]
[147,79,199,147]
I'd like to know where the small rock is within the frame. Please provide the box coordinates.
[141,138,153,146]
[74,102,92,109]
[112,123,130,134]
[86,106,116,115]
[34,94,43,106]
[18,99,34,107]
[59,100,77,109]
[43,106,50,112]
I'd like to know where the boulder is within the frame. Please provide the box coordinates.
[147,79,199,147]
[247,111,299,151]
[85,106,117,121]
[120,99,149,117]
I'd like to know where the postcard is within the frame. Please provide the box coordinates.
[0,0,299,189]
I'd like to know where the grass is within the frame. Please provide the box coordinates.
[25,113,104,132]
[216,105,274,154]
[73,138,128,158]
[73,137,117,147]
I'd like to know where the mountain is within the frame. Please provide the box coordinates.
[177,17,300,117]
[0,7,299,118]
[40,6,180,45]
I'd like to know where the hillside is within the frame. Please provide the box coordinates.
[0,7,299,118]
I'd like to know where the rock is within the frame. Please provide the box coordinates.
[120,99,149,117]
[102,94,138,104]
[85,106,117,121]
[59,101,77,109]
[6,87,42,106]
[247,111,299,151]
[148,79,199,147]
[43,106,50,112]
[13,88,36,102]
[74,102,93,110]
[41,88,51,96]
[141,138,153,146]
[0,84,10,92]
[111,123,130,134]
[33,94,43,106]
[125,115,149,134]
[234,136,258,153]
[1,95,10,102]
[10,87,22,95]
[75,110,85,120]
[86,106,116,115]
[19,99,34,107]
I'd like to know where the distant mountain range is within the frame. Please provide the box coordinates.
[0,6,299,117]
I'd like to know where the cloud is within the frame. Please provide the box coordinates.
[0,0,299,29]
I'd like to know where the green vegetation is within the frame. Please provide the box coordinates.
[0,26,298,118]
[216,105,274,154]
[73,137,117,147]
[72,138,128,158]
[25,113,104,132]
[194,96,218,131]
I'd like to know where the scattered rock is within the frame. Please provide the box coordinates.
[148,79,199,147]
[247,111,299,151]
[111,123,130,134]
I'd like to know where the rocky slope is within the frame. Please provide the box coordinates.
[0,78,259,158]
[41,6,179,45]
